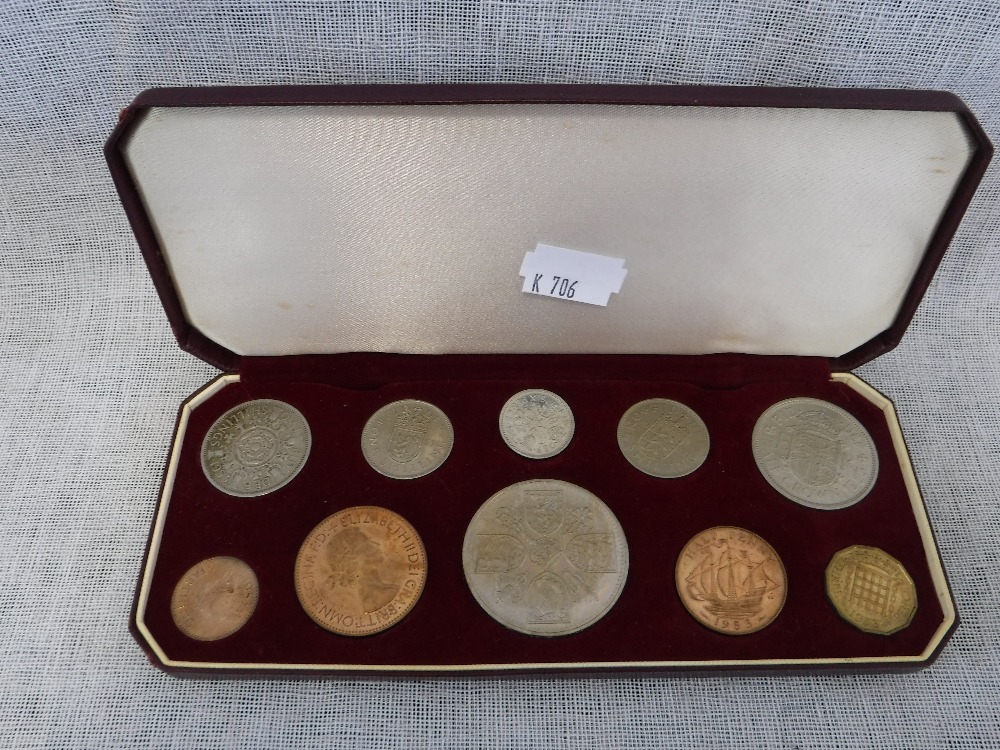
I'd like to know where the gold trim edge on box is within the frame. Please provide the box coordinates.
[136,373,954,671]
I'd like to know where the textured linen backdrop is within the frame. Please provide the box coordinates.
[2,1,999,747]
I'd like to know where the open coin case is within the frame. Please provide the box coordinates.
[106,85,992,676]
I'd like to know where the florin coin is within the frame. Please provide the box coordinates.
[752,397,878,510]
[675,526,787,635]
[617,399,710,478]
[498,389,575,459]
[201,399,311,497]
[361,400,454,479]
[294,506,427,636]
[826,545,917,635]
[462,479,629,637]
[170,556,259,641]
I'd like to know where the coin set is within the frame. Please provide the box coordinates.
[165,387,920,650]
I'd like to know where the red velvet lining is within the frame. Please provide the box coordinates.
[139,361,947,672]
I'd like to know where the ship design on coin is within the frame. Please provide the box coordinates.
[201,399,311,497]
[617,399,710,477]
[499,389,575,459]
[826,545,916,635]
[294,506,428,636]
[170,556,259,641]
[362,400,453,479]
[675,526,786,635]
[752,397,878,510]
[462,480,628,636]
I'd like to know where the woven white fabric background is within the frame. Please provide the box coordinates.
[2,1,999,747]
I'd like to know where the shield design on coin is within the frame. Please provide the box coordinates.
[522,490,563,535]
[474,535,526,573]
[636,413,685,461]
[784,412,840,486]
[526,571,571,624]
[387,406,430,463]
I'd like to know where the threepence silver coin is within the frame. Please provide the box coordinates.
[752,397,879,510]
[498,389,575,459]
[462,479,629,637]
[201,399,311,497]
[361,399,454,479]
[616,399,710,478]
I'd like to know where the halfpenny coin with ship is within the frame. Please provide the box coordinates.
[675,526,787,635]
[826,545,917,635]
[362,400,454,479]
[752,397,878,510]
[462,479,629,637]
[170,556,259,641]
[617,398,710,478]
[499,389,575,459]
[295,506,428,636]
[201,398,311,497]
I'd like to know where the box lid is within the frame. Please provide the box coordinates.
[106,85,991,373]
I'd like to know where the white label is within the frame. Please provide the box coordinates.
[519,244,627,307]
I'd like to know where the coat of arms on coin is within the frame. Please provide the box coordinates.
[462,480,629,636]
[201,399,311,497]
[499,389,575,459]
[294,506,427,636]
[170,556,259,641]
[617,398,710,478]
[752,397,878,510]
[675,526,786,635]
[361,400,454,479]
[826,545,916,635]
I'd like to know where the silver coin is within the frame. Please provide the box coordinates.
[499,389,575,459]
[462,479,629,637]
[201,399,311,497]
[361,400,454,479]
[752,397,878,510]
[617,399,710,478]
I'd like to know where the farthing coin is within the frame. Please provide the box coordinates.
[462,479,629,637]
[499,389,575,459]
[361,400,453,479]
[826,545,917,635]
[617,399,710,478]
[294,506,428,636]
[201,399,311,497]
[752,397,878,510]
[170,556,259,641]
[675,526,787,635]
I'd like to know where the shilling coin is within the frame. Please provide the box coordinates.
[462,479,629,637]
[361,400,454,479]
[170,556,259,641]
[675,526,787,635]
[826,545,917,635]
[294,506,428,636]
[499,389,575,459]
[752,397,878,510]
[201,399,311,497]
[617,399,710,478]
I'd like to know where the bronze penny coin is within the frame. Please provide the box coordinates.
[170,556,259,641]
[294,506,428,636]
[617,399,710,478]
[675,526,787,635]
[361,400,454,479]
[826,545,917,635]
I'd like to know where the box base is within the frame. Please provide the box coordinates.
[132,369,955,675]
